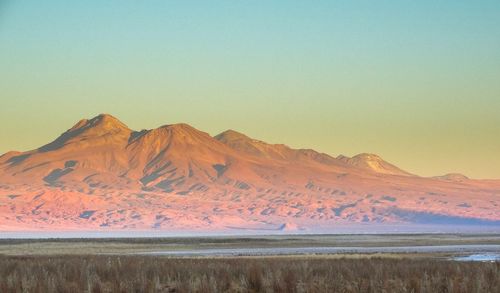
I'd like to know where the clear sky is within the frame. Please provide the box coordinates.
[1,1,499,178]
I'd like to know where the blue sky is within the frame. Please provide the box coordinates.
[1,1,499,178]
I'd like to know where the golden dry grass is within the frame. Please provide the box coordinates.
[0,255,499,292]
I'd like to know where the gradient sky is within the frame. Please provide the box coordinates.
[1,1,499,178]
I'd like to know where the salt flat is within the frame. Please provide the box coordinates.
[1,233,499,257]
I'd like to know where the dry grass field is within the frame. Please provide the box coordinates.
[0,255,499,292]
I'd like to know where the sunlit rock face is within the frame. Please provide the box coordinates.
[1,114,499,231]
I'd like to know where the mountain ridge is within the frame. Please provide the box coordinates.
[0,114,499,231]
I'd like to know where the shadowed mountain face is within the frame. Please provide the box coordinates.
[0,114,499,232]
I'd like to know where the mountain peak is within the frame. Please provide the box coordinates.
[155,123,214,140]
[161,122,198,131]
[351,153,383,161]
[337,153,413,176]
[214,130,252,142]
[435,173,469,182]
[70,114,129,132]
[215,129,290,159]
[38,114,130,152]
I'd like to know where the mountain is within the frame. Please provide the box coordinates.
[434,173,469,182]
[214,130,341,166]
[337,153,414,177]
[0,114,499,232]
